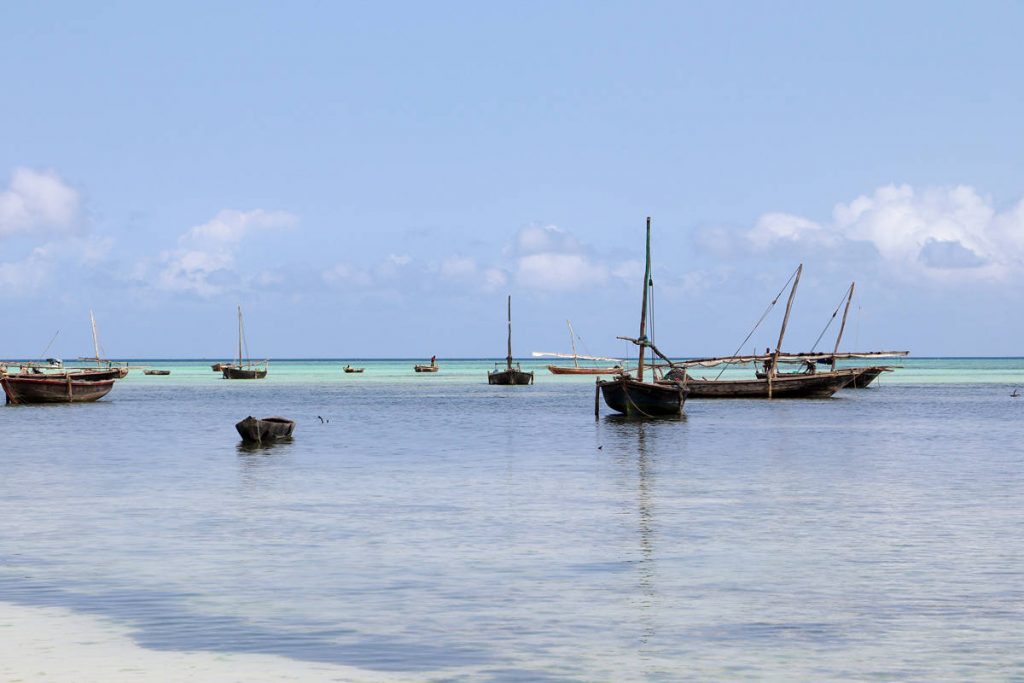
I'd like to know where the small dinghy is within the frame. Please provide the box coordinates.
[144,369,171,376]
[235,416,295,444]
[343,365,364,373]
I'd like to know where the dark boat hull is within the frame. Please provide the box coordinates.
[683,370,856,399]
[414,365,438,372]
[223,366,267,379]
[846,366,892,388]
[235,416,295,444]
[144,370,171,376]
[488,369,534,385]
[1,374,116,404]
[547,365,622,375]
[598,376,686,416]
[343,367,364,373]
[77,367,127,381]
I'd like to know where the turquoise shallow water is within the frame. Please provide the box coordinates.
[0,358,1022,680]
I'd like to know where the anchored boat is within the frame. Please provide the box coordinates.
[488,295,534,386]
[597,218,686,417]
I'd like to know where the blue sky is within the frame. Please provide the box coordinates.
[2,2,1023,358]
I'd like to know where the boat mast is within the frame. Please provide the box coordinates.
[770,263,803,379]
[237,305,244,367]
[567,320,579,368]
[831,282,856,359]
[90,310,101,361]
[637,217,652,382]
[506,295,513,370]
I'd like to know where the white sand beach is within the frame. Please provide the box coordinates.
[0,602,428,683]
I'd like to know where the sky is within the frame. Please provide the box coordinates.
[2,1,1023,358]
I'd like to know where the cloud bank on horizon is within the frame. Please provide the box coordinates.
[1,163,1022,357]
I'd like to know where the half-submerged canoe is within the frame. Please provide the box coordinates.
[235,416,295,444]
[1,373,116,404]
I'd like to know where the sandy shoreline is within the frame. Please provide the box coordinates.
[0,601,428,683]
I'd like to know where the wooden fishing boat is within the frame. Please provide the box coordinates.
[235,416,295,444]
[343,365,365,373]
[1,372,116,404]
[144,369,171,376]
[534,322,622,375]
[211,363,228,372]
[665,266,870,399]
[77,310,131,378]
[414,357,439,372]
[222,306,268,379]
[681,370,857,398]
[847,365,892,388]
[597,218,686,417]
[488,295,534,386]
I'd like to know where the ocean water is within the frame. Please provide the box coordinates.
[1,358,1022,680]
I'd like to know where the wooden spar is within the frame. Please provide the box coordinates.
[532,351,621,362]
[568,320,579,368]
[90,310,101,361]
[770,264,802,379]
[237,305,244,367]
[637,217,652,382]
[506,295,513,370]
[832,282,856,359]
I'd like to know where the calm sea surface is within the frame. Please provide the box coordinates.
[1,358,1022,680]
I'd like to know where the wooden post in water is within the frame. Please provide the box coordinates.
[832,282,856,359]
[769,264,803,398]
[637,217,652,383]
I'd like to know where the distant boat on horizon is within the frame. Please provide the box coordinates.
[487,295,534,386]
[533,320,622,375]
[221,306,268,380]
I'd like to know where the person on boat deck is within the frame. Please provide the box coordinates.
[762,348,772,375]
[431,355,436,366]
[804,360,817,374]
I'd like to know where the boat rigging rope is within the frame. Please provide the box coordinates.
[809,286,853,352]
[714,265,800,381]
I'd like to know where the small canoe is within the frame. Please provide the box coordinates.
[235,416,295,444]
[144,369,171,376]
[343,366,364,373]
[414,364,439,373]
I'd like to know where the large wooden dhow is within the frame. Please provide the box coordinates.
[1,370,117,404]
[221,306,268,379]
[597,218,686,417]
[666,265,859,399]
[488,295,534,385]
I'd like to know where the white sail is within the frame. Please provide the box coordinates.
[531,351,622,362]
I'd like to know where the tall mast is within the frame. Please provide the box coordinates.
[832,282,856,358]
[506,295,513,370]
[770,263,803,378]
[567,320,579,368]
[237,305,244,367]
[637,217,652,382]
[90,309,101,361]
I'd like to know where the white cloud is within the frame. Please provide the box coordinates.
[0,168,81,238]
[183,209,297,245]
[730,184,1024,282]
[322,262,373,287]
[439,256,478,280]
[509,224,615,291]
[0,248,53,294]
[157,209,298,296]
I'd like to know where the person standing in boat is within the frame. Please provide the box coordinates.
[430,355,436,367]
